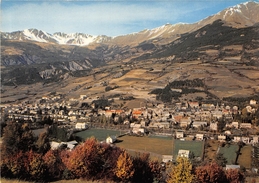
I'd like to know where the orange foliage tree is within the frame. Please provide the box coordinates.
[195,162,227,183]
[43,149,66,180]
[225,168,244,183]
[1,150,46,181]
[115,150,135,182]
[62,137,104,179]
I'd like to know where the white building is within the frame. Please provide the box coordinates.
[75,122,88,130]
[106,136,117,144]
[178,149,190,158]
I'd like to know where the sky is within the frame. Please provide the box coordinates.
[1,0,255,37]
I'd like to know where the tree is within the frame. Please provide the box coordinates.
[195,162,226,183]
[62,138,103,179]
[36,132,50,154]
[1,150,46,181]
[215,153,227,167]
[132,153,154,183]
[149,159,162,182]
[97,143,123,180]
[115,150,135,182]
[1,121,35,156]
[167,157,194,183]
[23,150,46,181]
[43,149,66,180]
[225,169,244,183]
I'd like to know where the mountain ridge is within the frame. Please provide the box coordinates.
[1,1,259,46]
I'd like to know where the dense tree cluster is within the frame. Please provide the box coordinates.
[1,121,245,182]
[168,78,204,88]
[0,122,161,182]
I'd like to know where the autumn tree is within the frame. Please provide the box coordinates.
[43,149,66,181]
[23,150,46,181]
[149,159,162,182]
[195,162,227,183]
[62,137,104,179]
[1,150,46,181]
[115,150,135,182]
[1,121,35,156]
[225,168,244,183]
[132,153,153,183]
[167,157,194,183]
[96,143,123,180]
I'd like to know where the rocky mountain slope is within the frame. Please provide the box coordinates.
[1,2,259,103]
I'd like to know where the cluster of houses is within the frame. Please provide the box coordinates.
[1,95,259,146]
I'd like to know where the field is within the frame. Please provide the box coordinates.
[76,129,206,160]
[237,145,252,169]
[204,140,219,162]
[76,128,126,141]
[173,139,204,159]
[219,144,239,164]
[116,135,173,158]
[76,129,173,160]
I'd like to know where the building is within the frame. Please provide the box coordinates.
[192,121,207,128]
[240,123,252,129]
[178,149,190,158]
[176,131,184,139]
[226,165,240,170]
[218,135,226,142]
[196,134,204,141]
[180,117,191,127]
[106,136,117,144]
[210,122,218,131]
[162,155,173,163]
[75,122,88,130]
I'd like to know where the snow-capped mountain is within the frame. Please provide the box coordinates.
[110,1,259,45]
[198,1,259,28]
[1,1,258,46]
[1,29,112,46]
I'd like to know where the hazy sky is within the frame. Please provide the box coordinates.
[1,0,253,36]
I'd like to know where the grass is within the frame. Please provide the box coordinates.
[116,135,173,157]
[219,144,239,164]
[76,129,173,160]
[237,145,252,169]
[76,128,126,141]
[173,139,204,159]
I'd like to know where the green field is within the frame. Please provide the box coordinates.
[173,139,204,159]
[219,144,239,164]
[76,128,126,141]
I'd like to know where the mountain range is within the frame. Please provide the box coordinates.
[1,1,259,104]
[2,2,259,46]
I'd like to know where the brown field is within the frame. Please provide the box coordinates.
[204,140,219,162]
[237,145,252,169]
[237,70,259,80]
[115,135,173,157]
